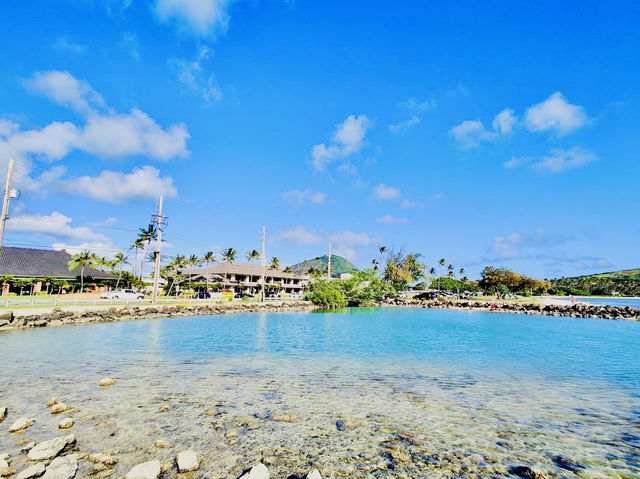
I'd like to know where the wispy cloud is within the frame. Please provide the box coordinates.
[120,32,139,60]
[376,214,408,225]
[524,92,588,136]
[155,0,233,36]
[52,37,88,55]
[169,46,222,104]
[281,188,327,206]
[311,114,371,171]
[372,183,401,201]
[505,147,598,174]
[388,115,420,133]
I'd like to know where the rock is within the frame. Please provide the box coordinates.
[58,418,74,429]
[306,468,323,479]
[239,464,270,479]
[27,435,75,461]
[203,408,217,416]
[159,404,172,412]
[272,413,297,423]
[42,454,78,479]
[509,466,551,479]
[8,417,35,432]
[0,454,7,462]
[154,440,168,449]
[0,406,6,423]
[50,403,69,415]
[21,441,36,452]
[87,454,118,466]
[125,460,161,479]
[176,450,199,472]
[15,462,45,479]
[335,419,359,431]
[0,459,9,470]
[551,455,585,473]
[46,398,60,407]
[0,466,14,478]
[98,377,116,387]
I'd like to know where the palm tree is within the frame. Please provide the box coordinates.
[428,267,436,290]
[137,224,157,280]
[41,275,55,295]
[378,246,388,274]
[203,251,216,268]
[438,258,446,293]
[283,266,293,274]
[164,255,188,296]
[270,257,281,270]
[130,240,144,277]
[246,249,260,263]
[221,248,237,280]
[112,252,129,290]
[0,274,14,295]
[447,264,454,278]
[68,250,97,293]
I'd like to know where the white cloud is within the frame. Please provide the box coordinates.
[337,162,358,176]
[503,156,533,169]
[7,211,111,244]
[372,183,401,201]
[311,114,371,171]
[329,230,377,261]
[169,47,222,104]
[52,37,88,55]
[400,97,437,112]
[449,120,498,149]
[524,92,587,136]
[532,147,597,173]
[120,32,139,60]
[0,119,19,137]
[492,229,569,259]
[492,108,517,135]
[282,188,327,206]
[24,71,106,115]
[62,166,178,203]
[278,226,324,245]
[155,0,232,36]
[492,232,524,259]
[51,241,117,256]
[376,214,408,225]
[388,115,420,133]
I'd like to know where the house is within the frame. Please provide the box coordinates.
[0,247,113,294]
[181,262,310,295]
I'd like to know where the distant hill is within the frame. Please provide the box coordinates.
[558,268,640,281]
[291,255,359,277]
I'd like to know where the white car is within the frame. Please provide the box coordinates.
[100,289,144,300]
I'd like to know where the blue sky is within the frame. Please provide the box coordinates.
[0,0,638,279]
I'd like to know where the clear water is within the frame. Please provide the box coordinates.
[554,296,640,309]
[1,308,639,478]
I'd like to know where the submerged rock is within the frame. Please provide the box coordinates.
[8,417,35,432]
[46,398,60,407]
[42,454,78,479]
[20,441,36,452]
[15,462,45,479]
[58,418,74,429]
[552,455,585,473]
[335,419,359,431]
[239,464,270,479]
[176,450,199,472]
[98,377,116,387]
[50,403,69,415]
[509,465,551,479]
[27,435,75,461]
[125,460,161,479]
[306,468,323,479]
[0,406,7,423]
[272,412,297,423]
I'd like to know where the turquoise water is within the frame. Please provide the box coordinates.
[554,296,640,308]
[1,308,639,477]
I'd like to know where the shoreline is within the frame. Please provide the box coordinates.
[0,297,638,332]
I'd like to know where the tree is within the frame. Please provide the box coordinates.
[130,239,144,277]
[136,224,157,280]
[378,246,388,274]
[0,274,14,295]
[202,251,216,291]
[305,279,347,308]
[68,250,97,293]
[112,252,129,290]
[161,255,188,296]
[384,251,426,291]
[221,248,237,280]
[479,267,549,298]
[246,249,260,263]
[438,258,446,293]
[41,275,55,294]
[447,264,454,278]
[270,257,281,270]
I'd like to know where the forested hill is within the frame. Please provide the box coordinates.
[291,255,359,277]
[550,268,640,296]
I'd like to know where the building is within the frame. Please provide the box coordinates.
[181,262,310,295]
[0,247,113,294]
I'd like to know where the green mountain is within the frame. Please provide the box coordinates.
[550,268,640,296]
[559,268,640,281]
[291,255,359,277]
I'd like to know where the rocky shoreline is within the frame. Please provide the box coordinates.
[0,297,638,332]
[386,298,640,321]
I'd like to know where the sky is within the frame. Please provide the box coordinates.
[0,0,638,280]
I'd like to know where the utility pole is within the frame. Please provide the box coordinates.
[0,159,14,259]
[260,225,266,302]
[151,196,167,304]
[327,241,332,279]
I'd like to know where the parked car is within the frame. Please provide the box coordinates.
[234,293,254,299]
[100,289,144,300]
[191,292,211,299]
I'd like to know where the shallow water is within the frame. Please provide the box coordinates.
[1,308,639,478]
[554,296,640,309]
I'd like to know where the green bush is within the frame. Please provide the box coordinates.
[305,280,347,308]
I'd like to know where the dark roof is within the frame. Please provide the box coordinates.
[0,247,113,280]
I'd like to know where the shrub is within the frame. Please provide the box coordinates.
[305,280,347,308]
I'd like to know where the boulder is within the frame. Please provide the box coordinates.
[98,377,116,387]
[58,418,74,429]
[176,450,199,472]
[46,398,60,407]
[125,460,161,479]
[27,435,75,461]
[306,468,323,479]
[335,419,359,431]
[154,440,169,449]
[0,406,6,423]
[21,441,36,452]
[509,466,551,479]
[87,453,118,466]
[50,403,69,415]
[15,462,45,479]
[239,464,270,479]
[42,454,78,479]
[272,412,297,423]
[8,417,35,432]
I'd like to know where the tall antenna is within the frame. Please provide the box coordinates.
[151,196,167,304]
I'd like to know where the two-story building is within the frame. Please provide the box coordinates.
[181,262,310,296]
